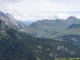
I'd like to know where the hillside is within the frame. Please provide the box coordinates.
[25,17,80,48]
[26,16,80,38]
[54,24,80,47]
[68,24,80,29]
[27,20,67,38]
[0,19,80,60]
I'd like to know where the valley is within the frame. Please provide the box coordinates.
[0,11,80,60]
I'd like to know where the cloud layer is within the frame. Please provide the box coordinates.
[0,0,80,22]
[0,0,21,3]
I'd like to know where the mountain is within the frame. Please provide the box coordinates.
[1,11,80,59]
[0,18,80,60]
[27,20,68,38]
[26,16,80,48]
[68,24,80,29]
[26,16,80,38]
[66,16,80,25]
[0,11,27,32]
[55,24,80,47]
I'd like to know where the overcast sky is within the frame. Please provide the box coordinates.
[0,0,80,22]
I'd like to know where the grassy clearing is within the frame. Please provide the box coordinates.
[54,58,80,60]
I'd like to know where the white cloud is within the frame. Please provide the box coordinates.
[0,0,80,22]
[0,0,21,3]
[42,13,70,20]
[44,16,50,19]
[9,0,80,16]
[14,14,36,22]
[75,15,80,19]
[55,13,70,19]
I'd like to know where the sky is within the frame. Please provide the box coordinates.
[0,0,80,22]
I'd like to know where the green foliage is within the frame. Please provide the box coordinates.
[0,20,80,60]
[26,17,80,48]
[54,58,80,60]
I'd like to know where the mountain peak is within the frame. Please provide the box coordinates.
[66,16,78,20]
[0,11,27,32]
[6,13,14,18]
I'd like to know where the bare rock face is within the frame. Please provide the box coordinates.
[0,11,27,32]
[57,45,75,55]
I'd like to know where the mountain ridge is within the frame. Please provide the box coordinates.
[26,16,80,38]
[0,11,27,32]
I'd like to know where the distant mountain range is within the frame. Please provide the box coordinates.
[26,16,80,47]
[26,16,80,37]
